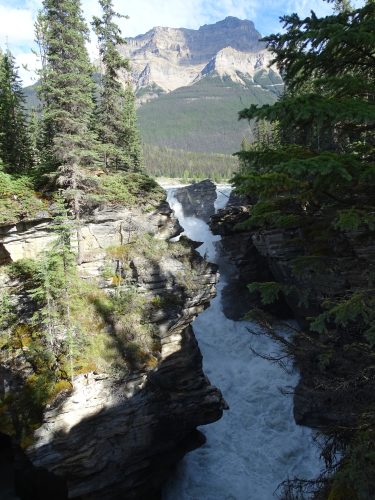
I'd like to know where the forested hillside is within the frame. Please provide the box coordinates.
[22,16,284,179]
[138,74,280,154]
[232,1,375,497]
[143,144,238,180]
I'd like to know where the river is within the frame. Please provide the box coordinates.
[163,185,323,500]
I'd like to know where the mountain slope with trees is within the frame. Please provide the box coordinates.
[23,17,284,177]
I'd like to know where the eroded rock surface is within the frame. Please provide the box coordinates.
[211,201,375,434]
[0,201,225,500]
[174,179,217,223]
[0,202,180,271]
[210,204,288,319]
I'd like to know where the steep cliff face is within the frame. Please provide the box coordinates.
[210,200,290,320]
[119,17,282,101]
[0,202,179,276]
[0,200,225,499]
[173,179,217,222]
[210,202,375,435]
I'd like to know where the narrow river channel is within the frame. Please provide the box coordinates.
[163,185,323,500]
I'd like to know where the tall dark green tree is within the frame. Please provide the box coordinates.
[234,0,375,226]
[121,82,143,169]
[92,0,142,171]
[0,50,33,173]
[233,1,375,496]
[36,0,98,261]
[28,110,43,168]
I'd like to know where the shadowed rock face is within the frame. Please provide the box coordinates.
[174,179,217,223]
[210,203,291,320]
[24,326,224,500]
[0,201,225,500]
[211,199,375,438]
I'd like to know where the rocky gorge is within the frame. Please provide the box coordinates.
[210,191,375,495]
[0,188,226,499]
[164,181,322,499]
[2,178,370,499]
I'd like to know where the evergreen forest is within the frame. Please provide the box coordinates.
[0,0,166,450]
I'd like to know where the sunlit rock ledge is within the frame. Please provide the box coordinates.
[0,199,226,500]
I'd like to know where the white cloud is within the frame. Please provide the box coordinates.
[0,5,36,46]
[102,0,205,35]
[285,0,332,17]
[15,51,40,86]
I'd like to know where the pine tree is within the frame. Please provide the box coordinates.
[29,197,77,380]
[28,110,43,168]
[235,0,375,219]
[233,4,375,494]
[36,0,98,261]
[122,83,143,170]
[92,0,143,171]
[0,50,33,173]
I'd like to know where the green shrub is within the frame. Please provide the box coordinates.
[87,172,165,208]
[0,171,47,224]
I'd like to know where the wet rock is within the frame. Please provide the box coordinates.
[174,180,217,222]
[211,206,291,320]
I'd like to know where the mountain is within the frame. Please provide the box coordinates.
[120,17,282,100]
[120,17,283,155]
[23,18,282,173]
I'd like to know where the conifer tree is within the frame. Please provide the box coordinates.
[122,82,143,170]
[0,50,33,173]
[92,0,143,171]
[36,0,98,261]
[28,110,43,168]
[233,4,375,494]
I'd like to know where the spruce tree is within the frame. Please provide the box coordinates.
[0,50,33,173]
[92,0,142,171]
[233,3,375,494]
[28,110,43,168]
[122,83,143,170]
[36,0,98,261]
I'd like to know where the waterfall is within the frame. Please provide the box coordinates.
[163,185,322,500]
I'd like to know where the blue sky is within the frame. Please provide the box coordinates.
[0,0,362,85]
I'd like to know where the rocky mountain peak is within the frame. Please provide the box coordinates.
[198,46,275,85]
[119,17,279,102]
[198,16,259,38]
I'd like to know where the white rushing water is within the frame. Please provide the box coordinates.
[163,186,322,500]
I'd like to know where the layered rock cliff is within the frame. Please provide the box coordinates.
[173,179,217,223]
[0,197,226,499]
[119,17,282,102]
[210,197,291,320]
[210,200,375,435]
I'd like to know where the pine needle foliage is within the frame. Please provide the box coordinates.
[0,50,33,173]
[233,1,375,496]
[92,0,143,171]
[36,0,98,200]
[233,0,375,232]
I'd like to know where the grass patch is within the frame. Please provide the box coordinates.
[0,170,47,225]
[87,171,165,208]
